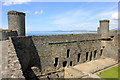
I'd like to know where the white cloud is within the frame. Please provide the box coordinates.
[109,11,118,29]
[3,0,32,6]
[51,9,91,25]
[51,9,119,31]
[110,12,118,20]
[24,10,30,13]
[87,11,116,21]
[34,10,43,15]
[92,11,118,30]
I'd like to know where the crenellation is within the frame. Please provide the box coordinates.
[8,11,25,16]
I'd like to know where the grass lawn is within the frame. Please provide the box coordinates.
[96,64,120,80]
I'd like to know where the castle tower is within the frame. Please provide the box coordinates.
[99,20,109,33]
[8,11,26,36]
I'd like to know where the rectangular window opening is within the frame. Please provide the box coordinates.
[54,57,58,67]
[77,53,81,62]
[90,52,92,61]
[67,49,70,58]
[63,61,67,67]
[70,61,73,66]
[86,52,89,61]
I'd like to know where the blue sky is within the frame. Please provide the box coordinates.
[1,1,118,32]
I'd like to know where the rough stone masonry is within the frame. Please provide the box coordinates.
[0,11,119,80]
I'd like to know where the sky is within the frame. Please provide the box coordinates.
[0,0,119,32]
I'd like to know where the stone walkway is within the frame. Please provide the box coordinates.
[64,57,118,78]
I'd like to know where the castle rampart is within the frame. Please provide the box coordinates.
[9,33,118,78]
[0,11,119,79]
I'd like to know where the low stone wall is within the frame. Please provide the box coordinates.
[0,30,18,41]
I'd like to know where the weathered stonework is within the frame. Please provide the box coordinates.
[8,11,25,36]
[7,38,24,78]
[0,29,18,40]
[0,11,119,80]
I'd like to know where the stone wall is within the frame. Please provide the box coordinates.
[30,33,102,74]
[0,29,18,40]
[11,37,41,79]
[8,11,26,36]
[1,33,119,79]
[101,33,118,60]
[7,38,24,78]
[0,41,8,79]
[0,39,24,79]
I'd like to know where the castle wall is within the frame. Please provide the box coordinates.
[9,34,102,74]
[7,38,24,78]
[0,30,18,40]
[0,41,8,78]
[101,33,119,61]
[5,33,119,78]
[31,33,102,74]
[1,10,118,79]
[11,37,41,79]
[0,39,24,79]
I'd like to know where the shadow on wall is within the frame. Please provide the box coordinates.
[11,37,41,80]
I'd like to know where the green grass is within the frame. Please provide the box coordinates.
[97,64,120,80]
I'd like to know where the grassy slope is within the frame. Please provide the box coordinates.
[97,64,120,80]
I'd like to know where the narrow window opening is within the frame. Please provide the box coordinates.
[103,46,105,48]
[94,50,97,58]
[90,52,92,61]
[54,57,58,67]
[100,49,103,56]
[86,52,89,61]
[67,49,70,58]
[63,61,67,67]
[77,53,81,62]
[70,61,72,66]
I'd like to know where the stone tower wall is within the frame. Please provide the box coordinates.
[99,20,109,33]
[8,11,25,36]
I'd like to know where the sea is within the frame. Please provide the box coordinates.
[26,31,97,36]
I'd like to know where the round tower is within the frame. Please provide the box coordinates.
[99,20,109,33]
[8,11,26,36]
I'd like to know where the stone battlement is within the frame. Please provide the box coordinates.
[7,11,25,16]
[99,20,110,22]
